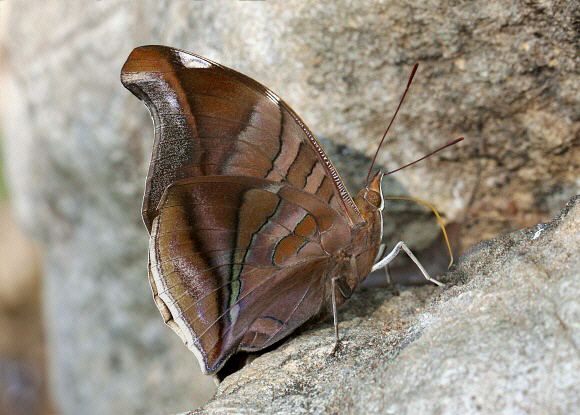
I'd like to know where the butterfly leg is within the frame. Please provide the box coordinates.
[371,241,443,287]
[330,255,360,355]
[331,276,341,355]
[384,266,400,296]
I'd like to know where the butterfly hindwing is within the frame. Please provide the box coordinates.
[148,175,352,374]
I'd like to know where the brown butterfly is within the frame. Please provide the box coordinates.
[121,45,457,377]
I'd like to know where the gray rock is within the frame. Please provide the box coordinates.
[191,196,580,415]
[0,0,577,413]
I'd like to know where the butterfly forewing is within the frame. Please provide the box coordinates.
[121,46,362,231]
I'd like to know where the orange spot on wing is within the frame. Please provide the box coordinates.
[273,235,307,265]
[294,214,317,237]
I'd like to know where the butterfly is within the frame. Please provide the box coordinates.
[121,45,456,378]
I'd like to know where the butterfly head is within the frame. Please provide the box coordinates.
[358,171,385,213]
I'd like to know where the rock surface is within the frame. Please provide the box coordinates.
[190,196,580,415]
[0,1,577,414]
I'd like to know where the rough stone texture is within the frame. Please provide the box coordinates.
[191,195,580,415]
[0,1,577,414]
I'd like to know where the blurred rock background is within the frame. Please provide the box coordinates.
[0,144,48,415]
[0,1,577,414]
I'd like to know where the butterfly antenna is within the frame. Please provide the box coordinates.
[384,137,464,176]
[366,63,419,184]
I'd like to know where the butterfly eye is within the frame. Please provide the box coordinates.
[365,190,382,208]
